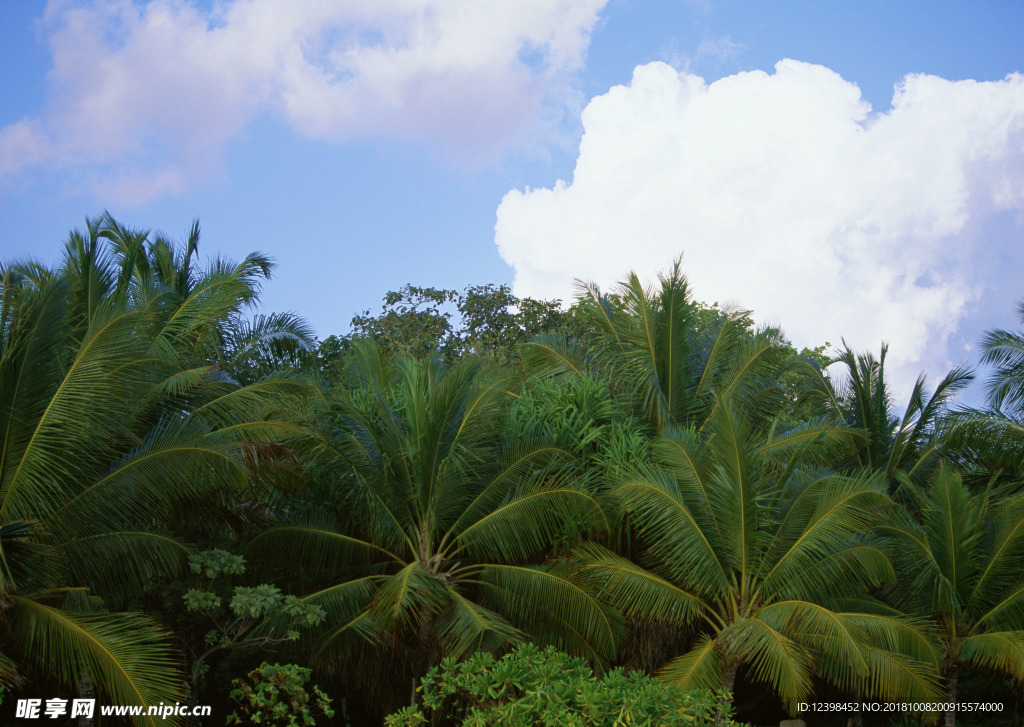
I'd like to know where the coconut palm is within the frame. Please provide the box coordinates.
[797,343,971,496]
[0,218,316,723]
[522,260,787,436]
[248,342,617,712]
[580,401,940,714]
[876,465,1024,727]
[0,272,186,720]
[979,300,1024,416]
[941,302,1024,494]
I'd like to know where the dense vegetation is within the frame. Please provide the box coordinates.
[2,215,1023,726]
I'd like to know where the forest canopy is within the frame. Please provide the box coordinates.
[2,215,1023,727]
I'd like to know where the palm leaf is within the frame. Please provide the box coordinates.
[10,597,184,726]
[658,634,722,691]
[959,631,1024,683]
[480,562,622,662]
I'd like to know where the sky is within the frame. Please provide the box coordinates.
[2,0,1024,403]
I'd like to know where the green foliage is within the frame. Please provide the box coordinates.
[776,342,832,428]
[251,342,614,715]
[350,284,460,360]
[182,550,326,695]
[942,300,1024,495]
[588,400,939,712]
[877,466,1024,703]
[508,375,615,454]
[980,299,1024,416]
[227,662,334,726]
[190,549,246,579]
[798,343,971,494]
[508,374,650,483]
[319,282,572,374]
[567,259,788,434]
[11,219,1024,725]
[385,643,742,726]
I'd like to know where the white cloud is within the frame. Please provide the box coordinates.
[1,0,606,203]
[495,60,1024,392]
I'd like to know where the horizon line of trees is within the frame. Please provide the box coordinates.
[2,214,1023,727]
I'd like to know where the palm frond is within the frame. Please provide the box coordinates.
[959,631,1024,684]
[658,634,722,691]
[480,562,622,662]
[10,597,184,726]
[609,464,729,595]
[62,531,190,604]
[574,543,705,627]
[435,588,524,658]
[726,617,814,710]
[452,483,603,563]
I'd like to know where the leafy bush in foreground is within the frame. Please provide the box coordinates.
[385,643,745,726]
[227,662,334,726]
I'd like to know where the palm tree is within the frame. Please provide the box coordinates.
[797,343,971,496]
[0,217,316,722]
[876,465,1024,727]
[979,300,1024,416]
[248,342,617,714]
[580,402,940,714]
[942,302,1024,493]
[0,272,187,720]
[521,260,788,435]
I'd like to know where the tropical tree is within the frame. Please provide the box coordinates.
[0,270,187,720]
[522,260,787,435]
[797,343,971,496]
[0,216,316,722]
[877,465,1024,727]
[978,300,1024,416]
[323,282,572,377]
[248,342,617,716]
[580,401,940,714]
[942,302,1024,494]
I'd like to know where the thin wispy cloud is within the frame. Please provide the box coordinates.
[0,0,607,203]
[495,60,1024,391]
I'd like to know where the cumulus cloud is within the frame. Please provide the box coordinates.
[0,0,606,203]
[495,60,1024,392]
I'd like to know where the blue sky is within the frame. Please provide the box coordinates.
[2,1,1024,400]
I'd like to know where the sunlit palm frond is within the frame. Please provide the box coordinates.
[958,631,1024,684]
[658,634,722,691]
[1,302,154,524]
[574,543,704,627]
[10,597,184,727]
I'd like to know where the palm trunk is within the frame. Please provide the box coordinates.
[410,611,439,707]
[846,685,864,727]
[722,662,738,693]
[943,666,959,727]
[77,669,96,727]
[717,662,738,724]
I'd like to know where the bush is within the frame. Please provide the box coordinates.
[385,643,744,726]
[227,662,333,726]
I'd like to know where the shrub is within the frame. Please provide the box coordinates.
[385,643,744,726]
[227,662,333,726]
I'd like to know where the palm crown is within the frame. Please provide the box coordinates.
[250,342,616,710]
[583,401,940,712]
[877,465,1024,726]
[0,216,314,724]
